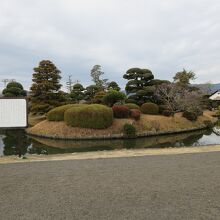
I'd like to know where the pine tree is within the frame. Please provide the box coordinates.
[70,83,85,102]
[30,60,64,114]
[90,65,108,89]
[2,82,27,97]
[108,81,120,91]
[123,68,167,105]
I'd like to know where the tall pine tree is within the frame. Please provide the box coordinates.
[30,60,65,114]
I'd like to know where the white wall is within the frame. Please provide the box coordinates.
[0,99,27,128]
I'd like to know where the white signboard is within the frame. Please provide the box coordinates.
[0,98,27,128]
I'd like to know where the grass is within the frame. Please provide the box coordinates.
[27,111,217,139]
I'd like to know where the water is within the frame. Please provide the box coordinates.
[0,125,220,157]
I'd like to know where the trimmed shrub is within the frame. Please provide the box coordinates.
[123,123,136,138]
[31,104,51,114]
[124,103,140,110]
[64,104,113,129]
[125,98,137,104]
[194,108,203,116]
[130,109,141,121]
[182,111,198,121]
[141,102,159,115]
[103,90,126,106]
[112,105,130,118]
[162,110,172,117]
[159,105,168,114]
[92,91,106,104]
[6,82,23,90]
[47,104,84,121]
[203,120,214,129]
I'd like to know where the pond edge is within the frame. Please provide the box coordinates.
[26,124,211,140]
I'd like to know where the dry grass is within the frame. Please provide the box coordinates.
[28,114,46,127]
[27,111,217,139]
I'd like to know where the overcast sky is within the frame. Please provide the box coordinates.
[0,0,220,90]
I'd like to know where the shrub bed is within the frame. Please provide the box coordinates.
[64,104,113,129]
[47,104,84,121]
[141,102,159,115]
[112,105,130,118]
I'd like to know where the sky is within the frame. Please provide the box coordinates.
[0,0,220,91]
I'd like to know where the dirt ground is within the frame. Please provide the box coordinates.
[27,111,217,139]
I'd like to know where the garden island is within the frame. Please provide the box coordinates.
[6,60,213,140]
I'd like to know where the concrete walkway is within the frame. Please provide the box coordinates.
[1,151,220,219]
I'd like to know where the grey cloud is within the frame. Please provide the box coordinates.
[0,0,220,91]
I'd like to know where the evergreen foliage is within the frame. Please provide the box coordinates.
[90,65,108,89]
[70,83,85,102]
[173,69,196,87]
[108,81,120,91]
[3,82,26,97]
[123,68,165,105]
[103,90,126,106]
[30,60,64,114]
[84,85,102,101]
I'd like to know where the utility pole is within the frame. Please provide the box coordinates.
[2,79,16,87]
[66,75,73,93]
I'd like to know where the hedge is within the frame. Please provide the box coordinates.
[141,102,159,115]
[47,104,85,121]
[112,105,130,118]
[64,104,113,129]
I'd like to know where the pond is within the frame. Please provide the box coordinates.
[0,124,220,157]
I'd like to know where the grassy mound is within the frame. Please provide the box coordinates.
[47,104,86,121]
[64,104,113,129]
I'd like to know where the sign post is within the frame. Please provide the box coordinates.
[0,98,28,128]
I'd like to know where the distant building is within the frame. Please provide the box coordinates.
[209,90,220,101]
[209,90,220,108]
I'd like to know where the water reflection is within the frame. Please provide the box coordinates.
[0,126,220,157]
[0,129,31,157]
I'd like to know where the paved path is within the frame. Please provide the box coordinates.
[1,152,220,219]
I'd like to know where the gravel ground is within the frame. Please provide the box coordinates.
[1,152,220,220]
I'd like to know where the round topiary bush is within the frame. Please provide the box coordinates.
[130,109,141,121]
[182,111,198,121]
[124,103,140,110]
[141,102,159,115]
[123,123,136,138]
[112,105,130,118]
[47,104,85,121]
[162,110,172,117]
[64,104,113,129]
[159,105,169,114]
